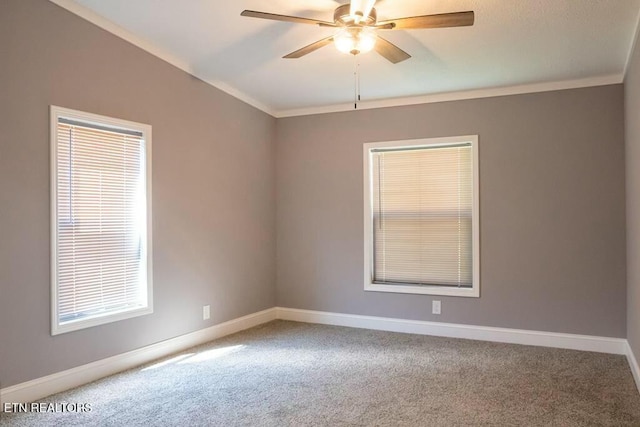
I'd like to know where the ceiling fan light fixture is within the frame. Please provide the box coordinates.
[334,27,376,56]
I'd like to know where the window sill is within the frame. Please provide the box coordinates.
[52,305,153,335]
[365,282,479,297]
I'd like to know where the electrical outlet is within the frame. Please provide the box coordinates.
[203,305,210,320]
[432,300,441,315]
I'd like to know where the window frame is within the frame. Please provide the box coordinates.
[50,105,153,335]
[363,135,480,297]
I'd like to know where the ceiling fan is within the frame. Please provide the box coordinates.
[240,1,474,64]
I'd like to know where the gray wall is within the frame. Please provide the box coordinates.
[0,0,276,388]
[0,0,631,391]
[276,85,627,338]
[626,37,640,360]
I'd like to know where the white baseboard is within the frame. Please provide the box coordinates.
[0,307,276,404]
[276,307,628,355]
[1,306,634,405]
[627,342,640,394]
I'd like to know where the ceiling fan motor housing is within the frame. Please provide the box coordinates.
[334,4,377,26]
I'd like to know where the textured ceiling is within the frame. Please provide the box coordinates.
[58,0,640,116]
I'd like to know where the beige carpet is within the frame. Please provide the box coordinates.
[2,320,639,426]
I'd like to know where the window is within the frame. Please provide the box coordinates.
[51,106,152,335]
[363,136,479,297]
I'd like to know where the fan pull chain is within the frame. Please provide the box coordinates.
[354,56,361,109]
[357,59,361,103]
[353,55,358,109]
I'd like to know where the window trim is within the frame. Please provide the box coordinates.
[363,135,480,297]
[50,105,153,335]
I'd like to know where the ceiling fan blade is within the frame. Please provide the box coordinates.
[241,10,336,27]
[374,36,411,64]
[378,11,474,30]
[284,36,335,59]
[373,23,396,30]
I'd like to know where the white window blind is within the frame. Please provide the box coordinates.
[52,107,152,334]
[371,143,473,288]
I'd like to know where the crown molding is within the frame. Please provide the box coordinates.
[624,4,640,80]
[48,1,625,119]
[48,0,276,117]
[274,74,624,117]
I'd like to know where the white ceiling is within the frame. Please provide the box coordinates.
[55,0,640,116]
